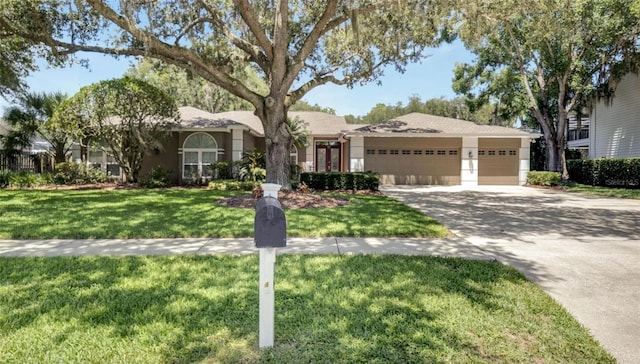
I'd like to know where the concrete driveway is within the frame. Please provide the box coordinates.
[382,185,640,364]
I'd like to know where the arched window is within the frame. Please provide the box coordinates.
[183,133,218,178]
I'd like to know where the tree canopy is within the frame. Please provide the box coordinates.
[52,77,179,183]
[0,0,446,189]
[451,0,640,177]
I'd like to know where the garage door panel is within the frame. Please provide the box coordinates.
[478,145,519,185]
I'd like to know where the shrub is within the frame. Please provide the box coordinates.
[0,170,10,188]
[300,171,380,191]
[207,180,259,191]
[140,166,173,188]
[567,158,640,188]
[527,171,561,186]
[210,161,232,180]
[53,162,107,185]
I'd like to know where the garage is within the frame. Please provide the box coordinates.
[478,138,521,185]
[363,137,462,185]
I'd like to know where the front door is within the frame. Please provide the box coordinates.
[316,141,341,172]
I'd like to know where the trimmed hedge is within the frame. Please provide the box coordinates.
[567,158,640,188]
[207,180,260,191]
[527,171,561,186]
[299,172,380,191]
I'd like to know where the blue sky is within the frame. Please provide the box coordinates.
[1,40,474,117]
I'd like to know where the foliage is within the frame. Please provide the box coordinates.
[526,171,561,186]
[209,161,233,180]
[1,91,71,164]
[0,189,447,239]
[207,180,259,191]
[300,171,380,191]
[567,158,640,188]
[345,95,506,125]
[452,0,640,179]
[139,165,173,188]
[125,58,264,112]
[0,255,614,363]
[0,169,10,188]
[53,161,107,185]
[52,77,179,183]
[0,1,446,188]
[238,149,266,182]
[289,100,336,114]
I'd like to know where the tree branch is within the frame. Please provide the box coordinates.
[233,0,273,61]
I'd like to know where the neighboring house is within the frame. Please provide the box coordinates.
[589,73,640,158]
[80,106,537,185]
[566,111,590,157]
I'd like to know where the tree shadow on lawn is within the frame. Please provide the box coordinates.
[0,255,610,363]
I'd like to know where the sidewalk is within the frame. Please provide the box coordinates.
[0,237,494,260]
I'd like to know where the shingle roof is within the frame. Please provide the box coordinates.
[177,107,359,136]
[347,113,536,137]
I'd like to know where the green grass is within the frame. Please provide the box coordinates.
[0,189,448,239]
[565,183,640,199]
[0,255,613,363]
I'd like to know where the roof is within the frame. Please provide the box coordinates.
[176,108,537,139]
[346,113,537,138]
[177,107,360,136]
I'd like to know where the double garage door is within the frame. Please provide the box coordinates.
[363,137,520,185]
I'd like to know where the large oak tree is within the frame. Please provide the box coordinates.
[1,0,445,189]
[451,0,640,178]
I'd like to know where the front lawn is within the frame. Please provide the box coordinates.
[565,183,640,199]
[0,255,613,363]
[0,189,448,239]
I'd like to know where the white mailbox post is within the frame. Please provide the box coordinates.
[255,183,286,348]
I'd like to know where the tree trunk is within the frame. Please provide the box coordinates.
[257,97,292,190]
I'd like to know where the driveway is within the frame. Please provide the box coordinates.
[382,185,640,364]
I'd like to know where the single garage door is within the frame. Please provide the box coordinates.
[364,137,461,185]
[478,138,520,185]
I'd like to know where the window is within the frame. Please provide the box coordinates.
[390,149,399,155]
[413,150,423,155]
[366,149,376,155]
[402,149,411,155]
[478,150,486,156]
[509,150,517,156]
[425,150,434,155]
[183,132,218,178]
[499,150,506,156]
[437,150,446,155]
[449,150,458,156]
[378,150,387,155]
[88,149,121,177]
[488,150,496,156]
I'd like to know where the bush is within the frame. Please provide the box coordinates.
[527,171,561,186]
[140,166,173,188]
[567,158,640,188]
[53,162,108,185]
[0,170,10,188]
[207,180,259,191]
[210,161,232,180]
[300,171,380,191]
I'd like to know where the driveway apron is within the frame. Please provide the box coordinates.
[382,185,640,364]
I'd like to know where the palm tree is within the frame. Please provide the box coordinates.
[1,91,71,164]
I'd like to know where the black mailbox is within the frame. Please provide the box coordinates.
[254,196,287,248]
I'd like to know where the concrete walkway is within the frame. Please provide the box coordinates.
[0,237,492,260]
[382,185,640,364]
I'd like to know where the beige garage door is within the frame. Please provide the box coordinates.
[364,137,461,185]
[478,138,520,185]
